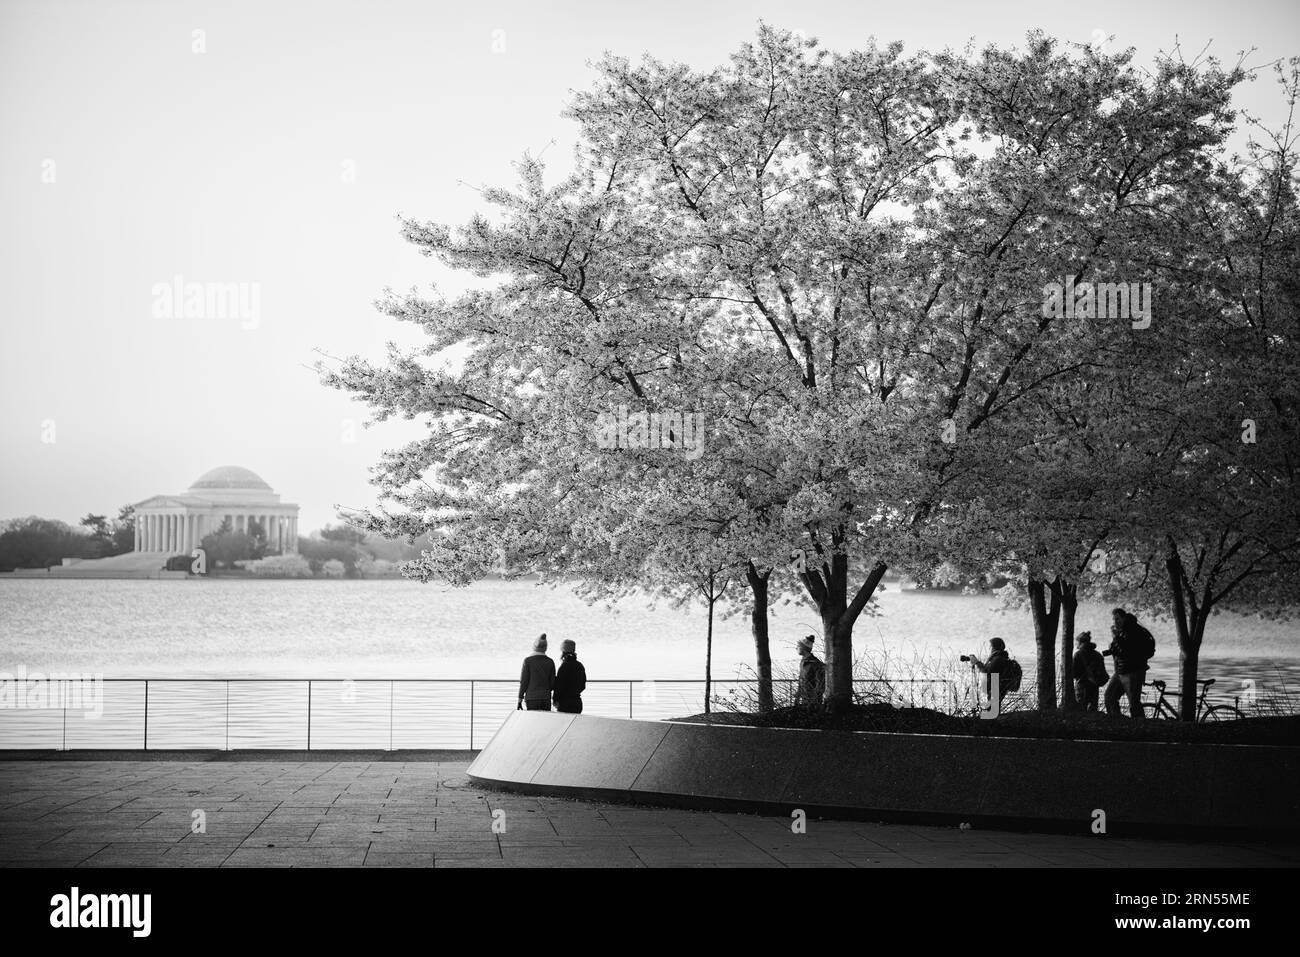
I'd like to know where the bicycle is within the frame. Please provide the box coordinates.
[1143,677,1245,722]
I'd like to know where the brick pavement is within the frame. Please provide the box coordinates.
[1,755,1295,868]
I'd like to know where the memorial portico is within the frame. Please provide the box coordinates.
[133,466,300,554]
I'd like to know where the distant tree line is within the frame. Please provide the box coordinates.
[0,507,136,572]
[297,524,426,576]
[0,511,426,578]
[200,521,425,577]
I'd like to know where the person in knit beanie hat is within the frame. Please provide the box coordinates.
[554,639,587,714]
[518,633,555,710]
[795,634,825,707]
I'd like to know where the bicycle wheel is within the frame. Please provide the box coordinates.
[1199,704,1244,722]
[1142,702,1163,720]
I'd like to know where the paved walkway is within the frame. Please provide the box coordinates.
[2,757,1296,868]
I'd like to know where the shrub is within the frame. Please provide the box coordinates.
[719,639,1032,718]
[354,555,400,578]
[247,554,313,578]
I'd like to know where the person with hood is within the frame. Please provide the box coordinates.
[553,639,587,714]
[795,635,825,706]
[1072,631,1107,712]
[1103,608,1155,720]
[518,633,555,711]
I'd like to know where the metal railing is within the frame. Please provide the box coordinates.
[0,677,955,752]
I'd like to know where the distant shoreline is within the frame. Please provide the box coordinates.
[0,569,536,582]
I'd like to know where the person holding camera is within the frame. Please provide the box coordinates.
[964,637,1012,703]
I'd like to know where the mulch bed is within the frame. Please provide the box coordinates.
[674,704,1300,746]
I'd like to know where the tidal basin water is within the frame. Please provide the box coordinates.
[1,578,1296,748]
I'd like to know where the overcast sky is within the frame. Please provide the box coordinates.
[3,0,1297,533]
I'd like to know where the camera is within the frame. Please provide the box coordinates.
[959,655,971,662]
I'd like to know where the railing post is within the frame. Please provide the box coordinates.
[306,679,312,751]
[142,679,149,751]
[628,681,633,719]
[61,705,66,752]
[389,680,394,752]
[225,679,230,751]
[469,680,475,750]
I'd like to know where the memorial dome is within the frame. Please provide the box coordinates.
[188,466,273,492]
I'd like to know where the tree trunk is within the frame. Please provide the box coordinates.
[1177,641,1200,722]
[820,550,850,714]
[1028,577,1061,712]
[1186,606,1209,718]
[746,562,774,713]
[1166,548,1208,722]
[820,609,851,714]
[805,549,887,715]
[1058,580,1079,711]
[705,595,714,715]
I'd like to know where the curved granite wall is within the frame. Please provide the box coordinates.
[467,711,1300,833]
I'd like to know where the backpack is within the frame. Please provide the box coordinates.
[1002,659,1023,693]
[1133,624,1156,664]
[1088,653,1109,686]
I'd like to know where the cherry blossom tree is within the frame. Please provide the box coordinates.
[321,27,1274,718]
[1107,64,1300,717]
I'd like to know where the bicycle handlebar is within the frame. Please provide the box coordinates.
[1146,677,1216,693]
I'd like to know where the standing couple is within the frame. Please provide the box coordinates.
[518,633,587,713]
[1072,608,1156,718]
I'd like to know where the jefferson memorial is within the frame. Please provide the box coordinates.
[134,466,300,554]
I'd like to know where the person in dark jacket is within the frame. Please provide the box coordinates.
[967,637,1011,702]
[553,639,587,714]
[518,633,555,711]
[1102,608,1153,720]
[795,635,825,707]
[1072,631,1107,712]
